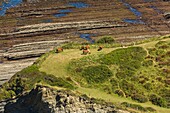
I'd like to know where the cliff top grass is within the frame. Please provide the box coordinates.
[0,36,170,113]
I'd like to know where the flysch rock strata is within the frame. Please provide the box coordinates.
[0,58,37,85]
[3,40,68,60]
[0,40,68,85]
[0,20,127,39]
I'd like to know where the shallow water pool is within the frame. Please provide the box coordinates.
[68,2,89,8]
[0,0,22,16]
[80,33,95,43]
[123,19,145,24]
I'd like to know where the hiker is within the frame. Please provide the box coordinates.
[97,46,103,51]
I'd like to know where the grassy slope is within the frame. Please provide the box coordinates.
[39,38,170,113]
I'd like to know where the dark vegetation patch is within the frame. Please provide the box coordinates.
[0,64,74,100]
[100,47,146,66]
[96,36,115,44]
[82,65,113,83]
[121,102,156,112]
[69,43,170,108]
[149,94,167,107]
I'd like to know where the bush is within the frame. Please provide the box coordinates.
[121,102,147,112]
[146,107,156,112]
[155,41,169,49]
[100,47,146,66]
[119,80,136,97]
[0,65,75,100]
[149,94,167,107]
[115,89,126,97]
[131,94,148,103]
[96,36,115,44]
[110,78,119,90]
[142,60,153,67]
[82,65,113,83]
[144,82,153,90]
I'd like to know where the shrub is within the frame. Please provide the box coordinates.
[121,102,147,112]
[110,78,119,90]
[149,94,167,107]
[142,60,153,67]
[100,47,146,67]
[145,107,156,112]
[115,89,126,97]
[81,65,113,83]
[120,80,136,96]
[96,36,115,44]
[144,82,153,90]
[131,94,148,103]
[0,65,75,100]
[155,41,169,49]
[116,69,135,78]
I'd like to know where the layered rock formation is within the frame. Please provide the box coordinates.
[0,20,126,40]
[0,40,67,85]
[0,58,37,85]
[4,85,129,113]
[3,40,67,60]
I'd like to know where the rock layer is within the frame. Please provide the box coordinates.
[4,85,129,113]
[0,40,67,85]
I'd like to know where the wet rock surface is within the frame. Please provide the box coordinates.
[4,85,129,113]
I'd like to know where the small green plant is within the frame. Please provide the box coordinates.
[115,89,126,97]
[96,36,115,44]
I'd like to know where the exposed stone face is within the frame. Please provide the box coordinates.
[0,58,37,85]
[4,86,129,113]
[0,40,67,85]
[3,40,67,60]
[0,21,126,40]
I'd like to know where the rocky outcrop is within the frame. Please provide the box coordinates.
[4,85,129,113]
[0,21,126,39]
[0,39,67,85]
[0,58,37,85]
[3,40,67,60]
[164,12,170,20]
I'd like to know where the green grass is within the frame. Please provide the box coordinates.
[40,38,170,112]
[0,37,170,112]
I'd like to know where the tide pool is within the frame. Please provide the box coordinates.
[0,0,22,16]
[54,9,72,18]
[68,2,89,8]
[80,33,95,43]
[123,19,145,24]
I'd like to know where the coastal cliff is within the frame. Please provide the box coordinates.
[4,85,129,113]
